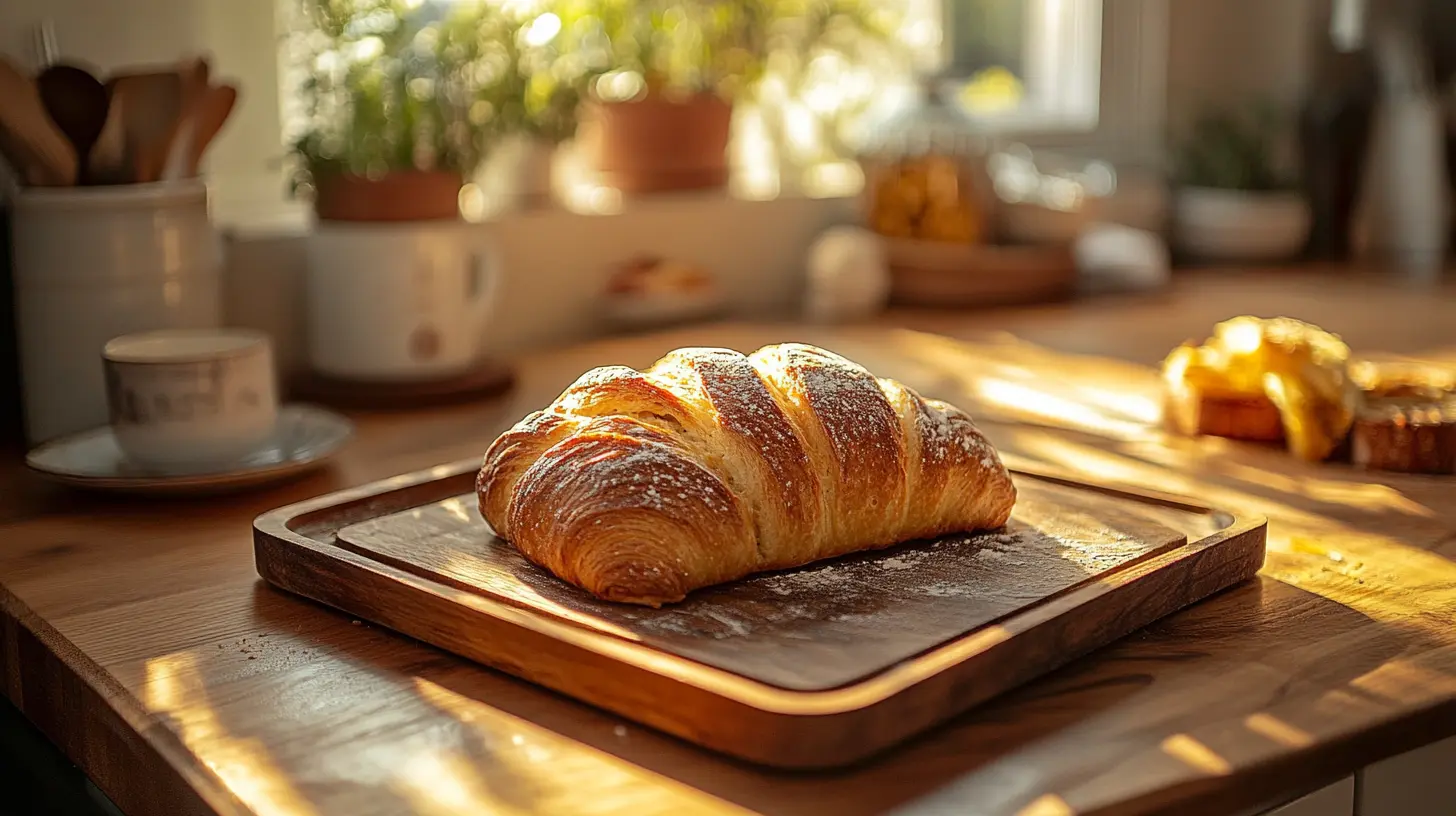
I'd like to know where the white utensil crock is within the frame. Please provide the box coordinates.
[306,221,500,382]
[12,181,223,444]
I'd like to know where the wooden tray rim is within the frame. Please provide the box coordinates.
[254,458,1266,717]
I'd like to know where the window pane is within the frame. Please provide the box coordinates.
[948,0,1028,80]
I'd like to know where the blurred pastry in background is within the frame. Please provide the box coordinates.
[603,255,725,331]
[1349,360,1456,474]
[1351,360,1456,401]
[1163,316,1356,462]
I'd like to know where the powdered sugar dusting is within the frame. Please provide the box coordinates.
[918,400,999,471]
[613,526,1069,639]
[794,348,901,464]
[682,348,817,528]
[514,417,737,537]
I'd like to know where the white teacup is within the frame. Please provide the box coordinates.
[103,329,278,469]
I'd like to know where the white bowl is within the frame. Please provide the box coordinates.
[1000,200,1089,246]
[1173,187,1310,262]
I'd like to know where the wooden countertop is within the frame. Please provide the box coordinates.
[3,269,1455,816]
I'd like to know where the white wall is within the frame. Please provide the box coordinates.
[1165,0,1319,134]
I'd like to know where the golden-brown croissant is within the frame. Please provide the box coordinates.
[478,343,1016,606]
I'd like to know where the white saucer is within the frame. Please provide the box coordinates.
[25,404,354,496]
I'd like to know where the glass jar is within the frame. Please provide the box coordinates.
[861,79,993,245]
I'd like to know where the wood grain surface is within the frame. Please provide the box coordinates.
[257,470,1263,766]
[2,269,1456,815]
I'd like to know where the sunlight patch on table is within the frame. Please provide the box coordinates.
[1244,713,1314,748]
[1013,434,1197,496]
[883,330,1162,441]
[1016,792,1075,816]
[144,653,320,816]
[1216,461,1437,520]
[1268,527,1456,631]
[396,750,513,816]
[977,378,1153,441]
[1160,734,1232,776]
[1350,659,1456,706]
[410,678,745,815]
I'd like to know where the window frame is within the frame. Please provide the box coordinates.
[948,0,1169,165]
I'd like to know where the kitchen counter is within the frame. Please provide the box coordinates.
[2,268,1455,816]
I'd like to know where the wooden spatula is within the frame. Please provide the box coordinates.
[108,69,182,183]
[0,55,77,186]
[160,56,212,181]
[183,83,238,177]
[87,85,128,184]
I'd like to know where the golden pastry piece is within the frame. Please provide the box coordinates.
[1349,360,1456,474]
[1352,396,1456,475]
[1162,316,1356,461]
[1350,359,1456,400]
[478,343,1017,607]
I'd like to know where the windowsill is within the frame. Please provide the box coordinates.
[212,170,868,239]
[218,181,864,374]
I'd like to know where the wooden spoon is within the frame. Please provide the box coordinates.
[35,63,108,184]
[87,86,128,185]
[0,56,77,186]
[183,84,239,177]
[108,70,182,183]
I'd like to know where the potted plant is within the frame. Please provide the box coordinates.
[286,0,509,222]
[1171,106,1311,262]
[474,5,586,208]
[538,0,891,194]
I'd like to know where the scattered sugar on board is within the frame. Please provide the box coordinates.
[923,581,979,598]
[701,608,751,638]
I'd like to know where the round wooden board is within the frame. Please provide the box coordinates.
[886,239,1078,308]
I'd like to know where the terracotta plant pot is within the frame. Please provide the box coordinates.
[312,171,464,222]
[583,93,733,194]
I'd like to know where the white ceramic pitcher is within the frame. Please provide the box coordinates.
[305,221,501,382]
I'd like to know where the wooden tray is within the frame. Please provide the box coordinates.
[254,461,1266,769]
